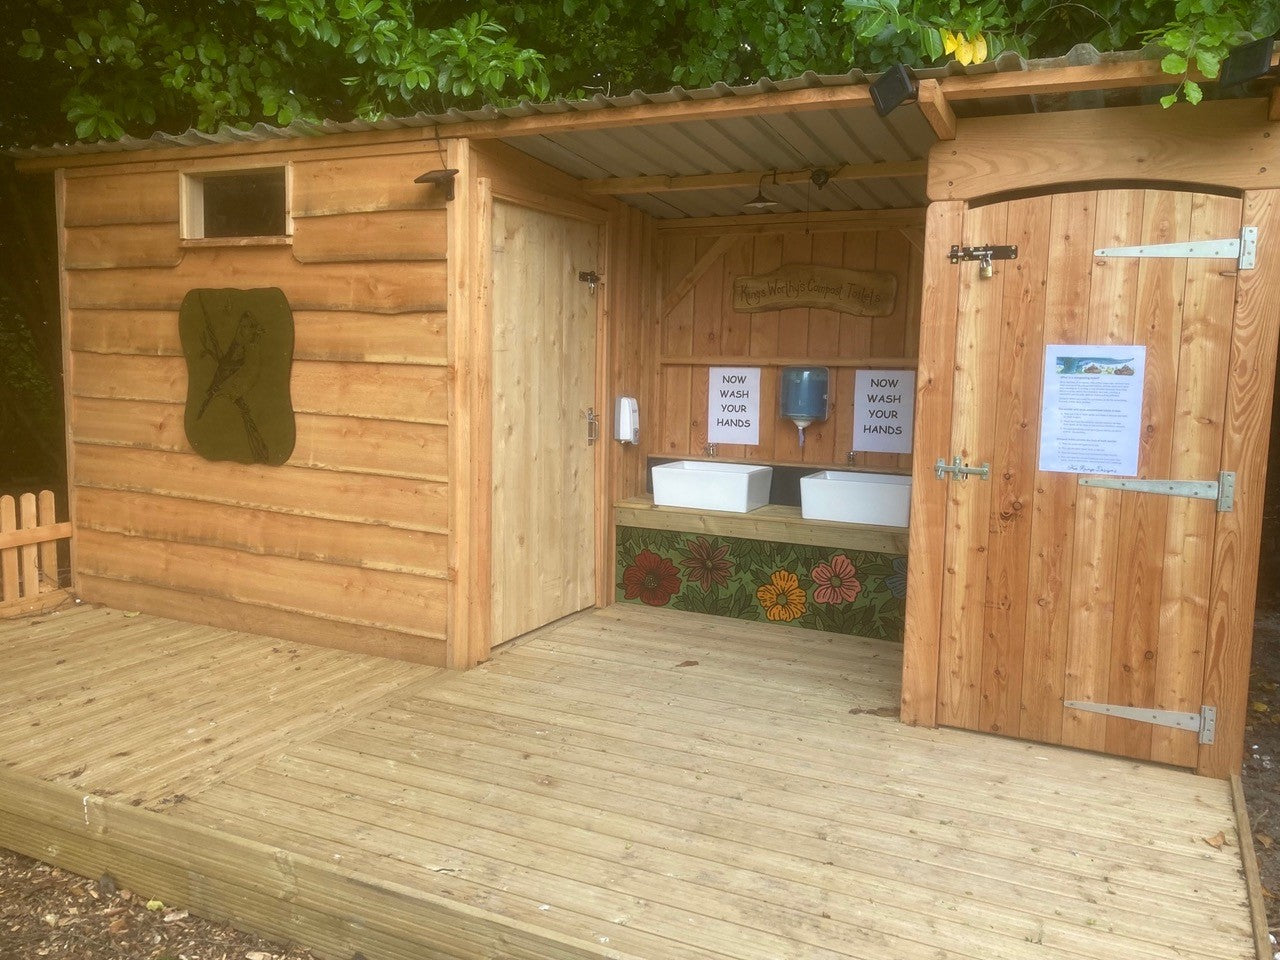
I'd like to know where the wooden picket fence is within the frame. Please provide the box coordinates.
[0,491,72,617]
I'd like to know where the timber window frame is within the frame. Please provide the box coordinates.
[180,163,294,245]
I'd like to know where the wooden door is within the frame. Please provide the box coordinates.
[490,201,599,645]
[926,188,1248,768]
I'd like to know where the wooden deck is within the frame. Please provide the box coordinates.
[0,603,1259,960]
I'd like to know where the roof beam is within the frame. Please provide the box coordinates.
[582,160,927,196]
[915,80,955,141]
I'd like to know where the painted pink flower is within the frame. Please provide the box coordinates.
[811,554,862,605]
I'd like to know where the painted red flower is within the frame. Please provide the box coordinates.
[622,549,682,606]
[811,554,862,605]
[679,536,734,591]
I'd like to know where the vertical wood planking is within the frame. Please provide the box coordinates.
[977,196,1050,737]
[778,232,813,354]
[0,497,17,602]
[1018,192,1094,744]
[17,494,39,599]
[37,491,59,593]
[1060,190,1141,752]
[56,170,78,594]
[748,234,783,360]
[1202,189,1280,778]
[935,201,1007,729]
[716,238,754,459]
[800,233,843,466]
[901,201,963,728]
[1105,190,1191,760]
[1151,193,1239,767]
[660,236,695,456]
[446,140,479,668]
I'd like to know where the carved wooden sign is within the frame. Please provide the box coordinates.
[731,263,897,316]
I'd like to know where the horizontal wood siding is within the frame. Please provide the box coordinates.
[62,147,454,663]
[652,224,923,472]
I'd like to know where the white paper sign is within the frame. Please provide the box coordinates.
[853,369,916,454]
[1038,344,1146,476]
[707,367,761,445]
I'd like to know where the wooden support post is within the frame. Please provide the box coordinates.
[900,201,965,727]
[1201,189,1280,777]
[916,80,956,141]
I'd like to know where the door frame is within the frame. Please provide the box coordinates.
[901,186,1280,777]
[482,184,611,653]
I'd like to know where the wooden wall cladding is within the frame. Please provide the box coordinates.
[60,149,453,664]
[654,226,922,471]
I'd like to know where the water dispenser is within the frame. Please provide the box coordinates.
[779,366,829,448]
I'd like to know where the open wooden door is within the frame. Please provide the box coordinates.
[910,187,1273,771]
[490,201,600,646]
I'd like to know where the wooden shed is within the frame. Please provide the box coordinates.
[9,49,1280,784]
[4,45,1280,960]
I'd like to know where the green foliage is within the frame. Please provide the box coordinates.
[841,0,1280,104]
[16,0,550,141]
[12,0,1280,144]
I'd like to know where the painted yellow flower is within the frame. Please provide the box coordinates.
[755,570,807,622]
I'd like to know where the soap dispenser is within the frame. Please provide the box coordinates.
[779,366,829,448]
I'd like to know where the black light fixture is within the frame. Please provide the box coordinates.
[870,64,919,117]
[743,171,781,212]
[1220,36,1276,88]
[809,168,831,189]
[415,167,460,201]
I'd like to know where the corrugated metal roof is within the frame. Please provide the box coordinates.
[11,45,1170,159]
[15,44,1244,218]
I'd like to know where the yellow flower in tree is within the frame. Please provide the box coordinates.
[756,570,807,622]
[939,28,988,66]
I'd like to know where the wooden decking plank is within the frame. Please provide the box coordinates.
[523,634,901,700]
[202,763,1131,960]
[0,770,614,960]
[240,753,1227,960]
[340,707,1240,905]
[409,674,1238,845]
[481,651,1222,804]
[500,643,897,715]
[0,605,1255,960]
[265,737,1250,958]
[179,789,748,960]
[69,653,417,786]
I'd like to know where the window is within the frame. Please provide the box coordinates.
[182,166,290,241]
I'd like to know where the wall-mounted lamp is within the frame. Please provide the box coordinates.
[870,64,919,117]
[1221,36,1276,88]
[743,171,781,213]
[415,168,460,201]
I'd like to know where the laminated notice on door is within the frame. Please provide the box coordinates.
[1038,344,1146,476]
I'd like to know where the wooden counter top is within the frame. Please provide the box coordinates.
[614,497,909,555]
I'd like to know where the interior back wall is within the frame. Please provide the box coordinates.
[653,221,923,473]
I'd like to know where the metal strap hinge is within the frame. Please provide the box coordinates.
[1077,471,1234,512]
[1065,701,1216,744]
[1095,226,1257,270]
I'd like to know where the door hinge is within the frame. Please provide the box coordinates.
[585,406,599,445]
[1065,701,1216,744]
[1094,226,1257,270]
[1077,471,1235,512]
[935,456,990,482]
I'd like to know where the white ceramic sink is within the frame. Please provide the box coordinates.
[651,461,773,513]
[800,471,911,527]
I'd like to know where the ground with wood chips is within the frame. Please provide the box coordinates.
[0,852,319,960]
[1244,603,1280,947]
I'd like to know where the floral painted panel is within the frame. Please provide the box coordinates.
[616,526,906,642]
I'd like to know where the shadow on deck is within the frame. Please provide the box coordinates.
[0,603,1258,959]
